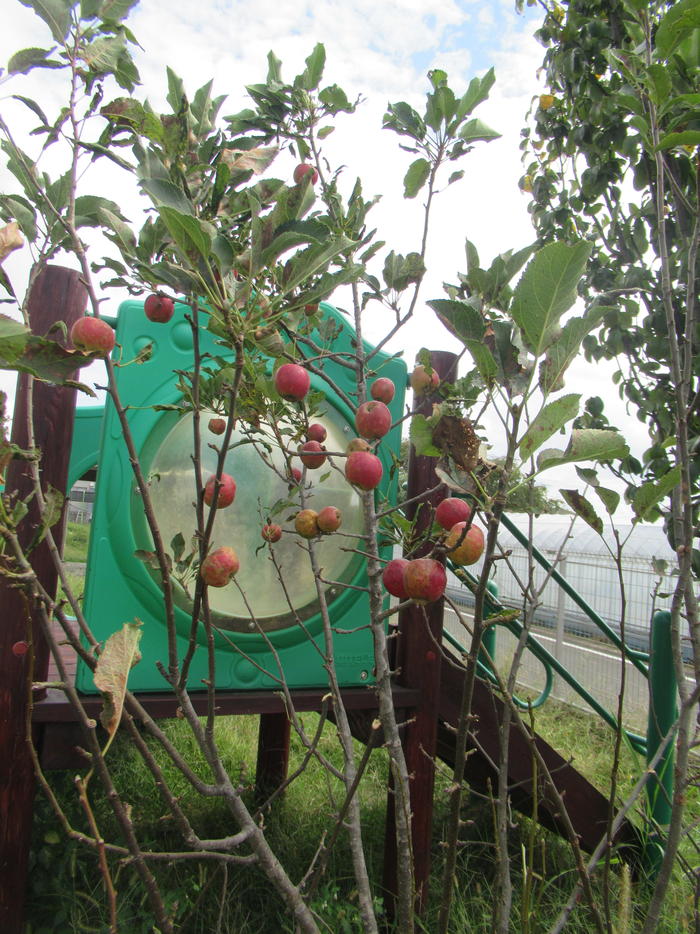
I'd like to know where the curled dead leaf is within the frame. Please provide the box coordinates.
[0,222,24,263]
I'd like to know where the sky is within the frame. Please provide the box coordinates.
[0,0,649,519]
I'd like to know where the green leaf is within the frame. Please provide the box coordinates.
[159,207,212,262]
[428,298,497,384]
[656,130,700,151]
[266,49,283,85]
[25,485,64,553]
[11,94,49,128]
[409,415,441,457]
[382,251,426,292]
[97,206,136,252]
[560,489,603,535]
[594,486,620,516]
[383,101,426,141]
[260,219,325,267]
[97,0,139,22]
[211,234,234,273]
[93,620,142,752]
[632,466,681,521]
[171,532,185,562]
[319,84,353,114]
[0,195,37,240]
[536,429,629,473]
[19,0,72,43]
[74,195,124,228]
[298,43,325,91]
[456,68,496,120]
[426,86,457,131]
[280,235,355,295]
[519,394,581,461]
[403,158,430,198]
[458,118,501,143]
[165,66,186,113]
[538,304,608,394]
[511,240,592,356]
[0,317,97,392]
[82,33,126,74]
[7,47,58,75]
[655,0,700,59]
[645,63,671,107]
[0,314,29,363]
[140,178,192,214]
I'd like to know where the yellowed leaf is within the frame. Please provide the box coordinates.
[93,619,143,749]
[221,146,278,175]
[0,222,24,263]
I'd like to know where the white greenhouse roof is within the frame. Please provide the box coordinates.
[496,514,676,561]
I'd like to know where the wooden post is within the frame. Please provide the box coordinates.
[383,350,458,914]
[255,712,291,802]
[0,265,87,933]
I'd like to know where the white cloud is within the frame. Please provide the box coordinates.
[0,1,651,520]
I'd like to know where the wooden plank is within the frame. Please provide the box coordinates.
[0,266,87,934]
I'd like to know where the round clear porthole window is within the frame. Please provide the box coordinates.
[140,406,365,633]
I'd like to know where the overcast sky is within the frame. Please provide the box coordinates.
[0,1,649,520]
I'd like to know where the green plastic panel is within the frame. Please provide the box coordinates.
[75,300,406,693]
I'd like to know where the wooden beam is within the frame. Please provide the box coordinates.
[383,351,458,915]
[0,266,87,934]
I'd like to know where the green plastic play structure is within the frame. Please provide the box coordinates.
[68,299,406,693]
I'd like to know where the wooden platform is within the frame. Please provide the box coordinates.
[31,616,420,768]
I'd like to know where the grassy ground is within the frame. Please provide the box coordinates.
[26,698,698,933]
[63,521,90,564]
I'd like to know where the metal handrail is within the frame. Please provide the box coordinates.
[445,561,648,755]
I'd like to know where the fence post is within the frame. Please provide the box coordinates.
[0,265,87,933]
[644,609,677,875]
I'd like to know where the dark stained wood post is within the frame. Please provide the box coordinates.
[255,712,291,802]
[0,265,87,933]
[383,350,457,915]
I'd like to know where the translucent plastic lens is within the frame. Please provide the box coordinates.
[145,411,364,631]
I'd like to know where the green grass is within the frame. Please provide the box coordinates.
[26,703,698,933]
[63,521,90,564]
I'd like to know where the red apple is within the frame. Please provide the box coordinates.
[345,451,383,490]
[306,423,327,444]
[12,640,29,657]
[201,546,240,587]
[294,163,319,185]
[144,293,175,323]
[445,522,484,566]
[355,401,392,440]
[304,303,319,316]
[370,378,395,404]
[204,473,237,508]
[274,363,311,401]
[295,509,319,538]
[410,364,440,394]
[288,466,303,485]
[382,558,410,599]
[262,523,282,543]
[317,505,342,533]
[403,558,447,604]
[346,437,371,453]
[298,440,327,469]
[208,417,226,436]
[70,316,115,356]
[435,497,472,531]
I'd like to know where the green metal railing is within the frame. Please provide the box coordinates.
[439,515,680,873]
